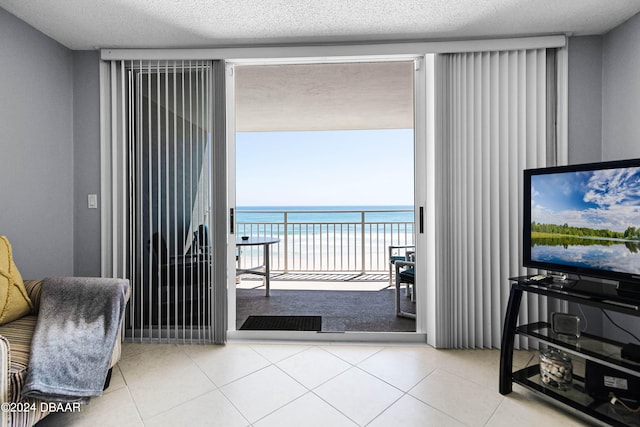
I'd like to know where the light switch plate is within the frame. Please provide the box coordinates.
[88,194,98,209]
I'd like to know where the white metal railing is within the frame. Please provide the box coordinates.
[236,208,415,273]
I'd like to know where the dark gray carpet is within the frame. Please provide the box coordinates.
[236,288,416,332]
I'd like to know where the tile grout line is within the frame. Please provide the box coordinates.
[308,388,363,426]
[134,345,220,423]
[406,367,502,426]
[215,346,311,425]
[251,346,380,426]
[482,395,507,427]
[113,366,150,426]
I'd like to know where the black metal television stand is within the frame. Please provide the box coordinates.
[500,276,640,426]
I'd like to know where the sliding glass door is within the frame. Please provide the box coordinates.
[225,57,429,339]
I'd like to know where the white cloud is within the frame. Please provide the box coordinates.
[532,168,640,232]
[532,203,640,233]
[583,168,640,208]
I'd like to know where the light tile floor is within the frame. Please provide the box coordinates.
[38,342,591,427]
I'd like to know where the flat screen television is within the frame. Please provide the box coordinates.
[523,158,640,297]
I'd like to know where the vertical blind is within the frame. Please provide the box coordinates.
[435,49,563,349]
[102,60,220,344]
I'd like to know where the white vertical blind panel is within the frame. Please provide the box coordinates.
[110,62,120,278]
[120,60,128,281]
[433,55,452,347]
[104,60,215,343]
[489,52,502,348]
[481,52,492,347]
[497,52,512,349]
[438,49,557,348]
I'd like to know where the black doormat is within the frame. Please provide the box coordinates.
[240,315,322,331]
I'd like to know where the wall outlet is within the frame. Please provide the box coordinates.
[88,194,98,209]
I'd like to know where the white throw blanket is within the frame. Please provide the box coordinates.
[22,277,128,402]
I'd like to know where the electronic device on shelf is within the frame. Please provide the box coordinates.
[548,272,568,281]
[621,343,640,363]
[551,312,581,338]
[523,158,640,302]
[585,360,640,403]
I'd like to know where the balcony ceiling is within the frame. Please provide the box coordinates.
[2,0,639,132]
[235,61,415,132]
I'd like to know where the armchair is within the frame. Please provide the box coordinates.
[0,279,128,426]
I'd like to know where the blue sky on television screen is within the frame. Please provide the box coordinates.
[531,167,640,232]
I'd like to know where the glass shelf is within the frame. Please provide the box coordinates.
[510,276,640,315]
[517,322,640,376]
[513,365,640,427]
[502,278,640,425]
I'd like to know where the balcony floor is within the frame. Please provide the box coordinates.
[236,273,416,332]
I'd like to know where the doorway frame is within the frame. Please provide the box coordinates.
[224,54,430,343]
[101,35,565,346]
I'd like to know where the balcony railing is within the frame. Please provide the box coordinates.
[236,208,415,273]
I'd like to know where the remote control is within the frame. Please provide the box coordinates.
[528,275,553,284]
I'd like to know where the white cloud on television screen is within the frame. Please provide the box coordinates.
[533,205,640,232]
[531,185,539,197]
[532,167,640,232]
[584,168,640,208]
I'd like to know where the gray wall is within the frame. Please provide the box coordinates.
[0,10,102,278]
[567,36,603,164]
[0,8,74,278]
[602,13,640,161]
[566,36,605,334]
[600,13,640,343]
[568,15,640,343]
[73,51,102,276]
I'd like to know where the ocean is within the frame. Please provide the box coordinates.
[236,205,415,224]
[235,206,415,272]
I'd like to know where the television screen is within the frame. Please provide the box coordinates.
[524,159,640,287]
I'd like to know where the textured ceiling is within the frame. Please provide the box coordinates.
[0,0,639,50]
[3,1,639,133]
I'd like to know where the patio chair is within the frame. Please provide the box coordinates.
[395,259,416,319]
[388,245,415,293]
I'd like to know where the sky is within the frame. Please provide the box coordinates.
[531,167,640,232]
[235,129,414,207]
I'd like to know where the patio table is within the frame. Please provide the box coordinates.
[236,236,280,296]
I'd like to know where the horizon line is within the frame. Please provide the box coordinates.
[236,204,414,208]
